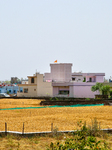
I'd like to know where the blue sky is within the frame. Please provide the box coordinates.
[0,0,112,80]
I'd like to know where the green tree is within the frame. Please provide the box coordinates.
[110,90,112,96]
[91,83,110,96]
[4,80,11,84]
[100,85,110,95]
[91,82,103,93]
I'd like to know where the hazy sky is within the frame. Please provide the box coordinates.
[0,0,112,80]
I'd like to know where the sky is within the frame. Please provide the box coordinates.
[0,0,112,81]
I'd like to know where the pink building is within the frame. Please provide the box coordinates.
[44,63,105,98]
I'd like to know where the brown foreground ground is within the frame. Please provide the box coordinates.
[0,133,112,150]
[0,99,112,132]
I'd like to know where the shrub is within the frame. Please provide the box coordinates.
[50,97,59,101]
[7,91,9,94]
[47,119,109,150]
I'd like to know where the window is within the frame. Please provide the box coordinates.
[24,88,28,93]
[9,90,11,93]
[59,90,69,95]
[31,78,34,83]
[89,78,92,82]
[20,87,23,92]
[72,77,75,81]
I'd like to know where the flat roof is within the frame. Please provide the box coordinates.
[50,63,72,65]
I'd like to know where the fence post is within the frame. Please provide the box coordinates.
[51,123,53,132]
[22,122,24,134]
[5,122,7,136]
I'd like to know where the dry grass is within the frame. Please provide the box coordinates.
[0,99,112,132]
[0,98,43,109]
[0,132,112,150]
[0,135,57,150]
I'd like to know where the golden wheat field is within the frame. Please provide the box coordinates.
[0,98,42,109]
[0,99,112,133]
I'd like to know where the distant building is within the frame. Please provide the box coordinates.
[17,73,52,97]
[21,79,28,84]
[109,76,112,83]
[44,63,105,98]
[0,84,19,94]
[17,63,105,98]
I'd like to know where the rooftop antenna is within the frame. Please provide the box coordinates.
[35,69,40,75]
[35,69,37,76]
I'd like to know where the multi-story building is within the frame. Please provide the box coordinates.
[17,63,105,98]
[17,73,53,97]
[44,63,105,98]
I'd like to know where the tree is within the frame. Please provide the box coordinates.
[91,82,103,93]
[100,85,110,95]
[110,90,112,96]
[91,83,110,95]
[3,80,11,84]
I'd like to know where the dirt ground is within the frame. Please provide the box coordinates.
[0,99,112,132]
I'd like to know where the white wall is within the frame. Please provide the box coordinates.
[50,63,72,82]
[96,76,104,83]
[69,85,99,98]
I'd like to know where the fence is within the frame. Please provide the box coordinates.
[1,122,112,136]
[0,122,75,136]
[1,122,58,134]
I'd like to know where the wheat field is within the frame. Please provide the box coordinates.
[0,99,112,132]
[0,98,42,109]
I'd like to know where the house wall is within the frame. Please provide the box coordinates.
[50,63,72,82]
[0,86,19,94]
[71,76,83,82]
[72,73,83,82]
[44,73,52,81]
[82,73,105,83]
[86,76,96,82]
[53,87,59,96]
[17,74,53,97]
[17,85,37,97]
[96,76,104,82]
[37,74,53,97]
[69,85,99,98]
[28,76,37,84]
[53,86,69,96]
[21,81,28,84]
[53,82,99,98]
